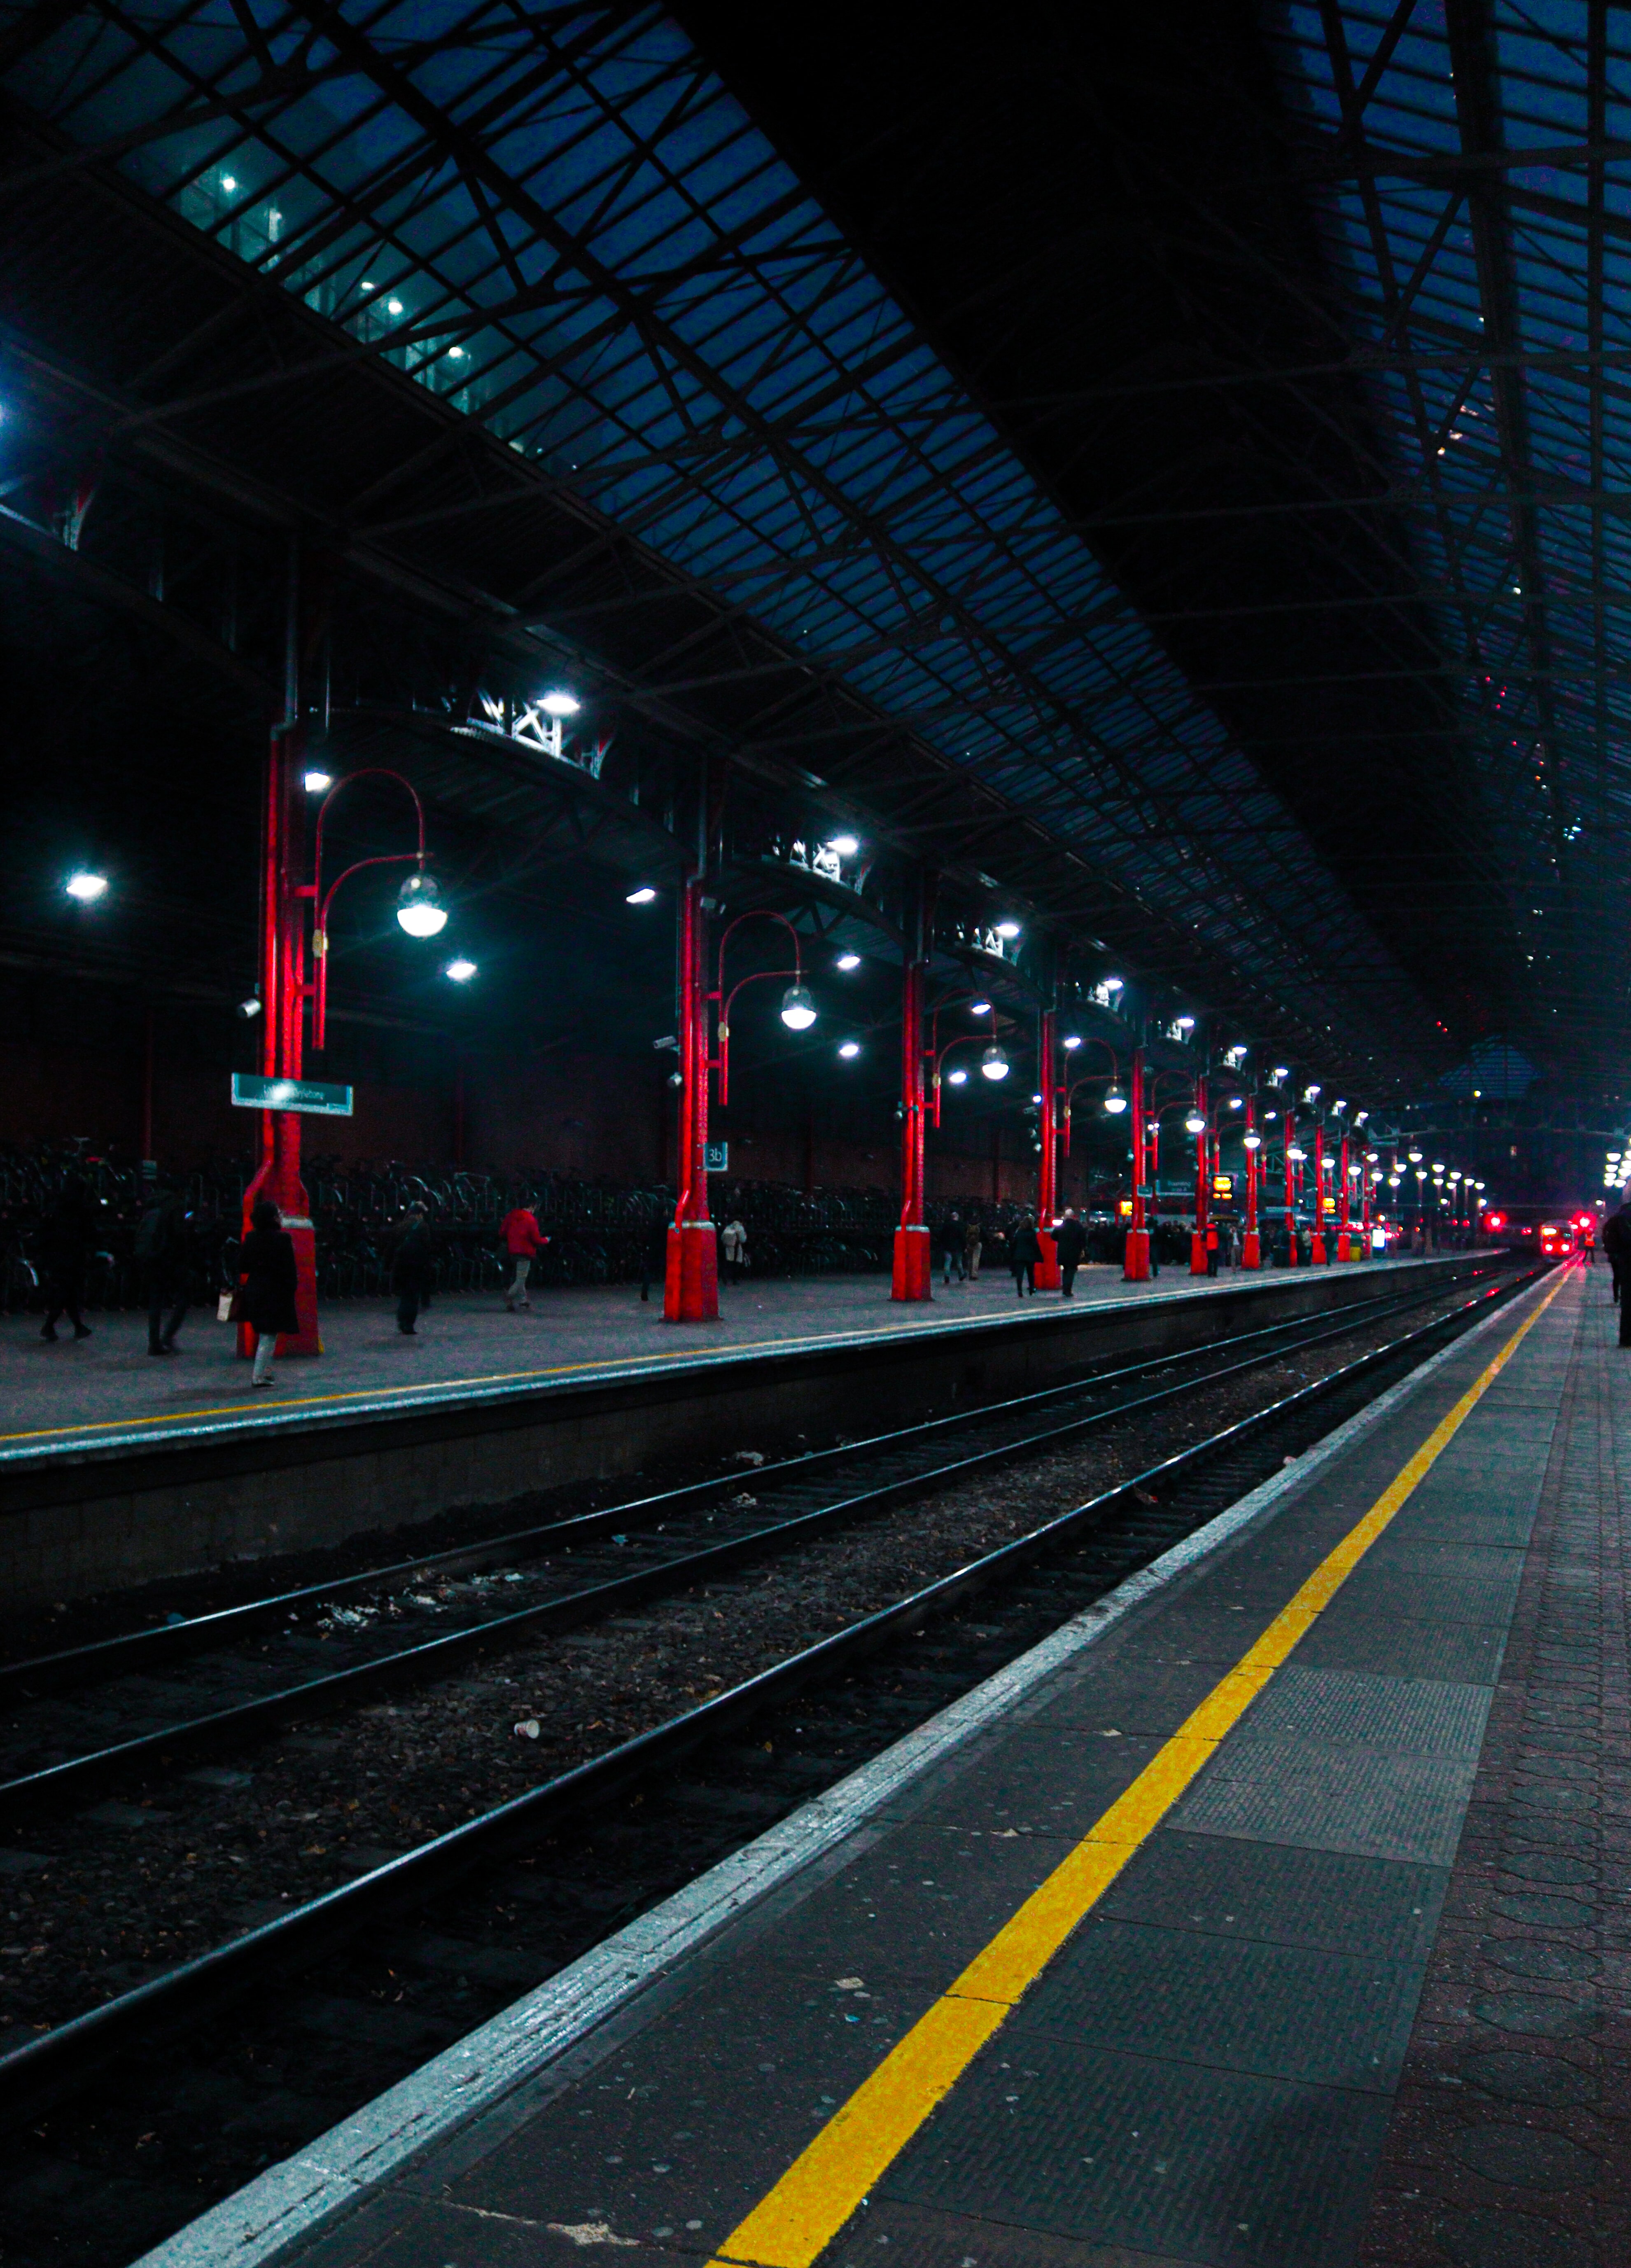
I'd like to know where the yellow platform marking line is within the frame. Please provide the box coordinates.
[705,1264,1574,2268]
[0,1264,1436,1452]
[0,1317,965,1448]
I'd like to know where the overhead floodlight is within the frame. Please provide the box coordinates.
[828,834,860,857]
[539,689,580,717]
[1104,975,1124,990]
[444,958,477,983]
[303,770,333,794]
[1184,1111,1206,1134]
[1304,1084,1321,1102]
[1355,1109,1369,1124]
[236,993,262,1020]
[396,872,448,937]
[836,952,861,971]
[1104,1083,1127,1115]
[65,871,109,902]
[969,998,993,1016]
[1272,1065,1288,1082]
[838,1040,861,1060]
[947,1067,968,1086]
[1243,1131,1262,1151]
[994,920,1021,940]
[1062,1034,1082,1050]
[625,886,658,904]
[980,1044,1010,1081]
[780,983,817,1031]
[1407,1147,1423,1164]
[1287,1144,1307,1163]
[1175,1015,1195,1030]
[1227,1096,1243,1109]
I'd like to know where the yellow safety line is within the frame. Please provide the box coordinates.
[0,1318,961,1448]
[705,1263,1575,2268]
[0,1257,1443,1453]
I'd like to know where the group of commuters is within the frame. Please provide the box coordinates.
[936,1206,1095,1299]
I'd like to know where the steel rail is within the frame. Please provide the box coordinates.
[0,1268,1516,1814]
[0,1260,1509,1705]
[0,1260,1551,2124]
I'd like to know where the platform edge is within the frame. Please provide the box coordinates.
[128,1273,1548,2268]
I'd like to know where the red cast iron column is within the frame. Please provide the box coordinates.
[1190,1073,1209,1275]
[1242,1097,1261,1269]
[1034,1006,1061,1288]
[1124,1045,1150,1281]
[238,715,321,1357]
[664,873,719,1322]
[892,941,931,1301]
[1311,1120,1328,1264]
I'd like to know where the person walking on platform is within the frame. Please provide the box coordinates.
[1010,1214,1041,1297]
[964,1213,983,1282]
[1204,1218,1220,1277]
[39,1173,94,1343]
[136,1179,190,1354]
[1052,1206,1087,1296]
[1602,1200,1631,1316]
[238,1199,297,1387]
[501,1200,547,1310]
[392,1205,434,1336]
[720,1217,748,1284]
[939,1210,965,1286]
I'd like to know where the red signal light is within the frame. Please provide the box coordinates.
[1485,1212,1506,1230]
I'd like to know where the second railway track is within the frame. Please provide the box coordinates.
[0,1256,1546,2268]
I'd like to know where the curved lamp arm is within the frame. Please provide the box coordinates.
[712,910,805,1107]
[308,769,431,1051]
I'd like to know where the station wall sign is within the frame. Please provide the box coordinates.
[231,1073,355,1116]
[705,1139,730,1172]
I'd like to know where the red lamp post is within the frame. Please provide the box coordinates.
[665,872,717,1323]
[667,904,814,1323]
[891,880,938,1302]
[1336,1130,1353,1262]
[1190,1072,1210,1275]
[893,936,931,1302]
[1125,1045,1150,1282]
[1283,1114,1301,1265]
[240,762,441,1361]
[1310,1115,1328,1265]
[1034,1005,1062,1289]
[1241,1100,1262,1269]
[240,717,321,1357]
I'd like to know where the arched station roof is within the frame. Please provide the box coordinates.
[0,1,1622,1107]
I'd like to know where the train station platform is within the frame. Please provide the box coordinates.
[138,1257,1613,2268]
[0,1257,1430,1462]
[0,1254,1480,1609]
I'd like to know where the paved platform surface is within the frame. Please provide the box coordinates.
[139,1258,1616,2268]
[0,1255,1421,1463]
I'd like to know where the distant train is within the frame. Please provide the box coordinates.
[1481,1208,1597,1258]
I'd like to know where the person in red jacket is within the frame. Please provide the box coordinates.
[501,1203,547,1310]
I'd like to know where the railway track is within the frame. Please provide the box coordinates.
[0,1257,1545,2267]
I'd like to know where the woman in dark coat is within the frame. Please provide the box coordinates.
[1009,1215,1041,1298]
[239,1199,298,1387]
[39,1174,95,1342]
[392,1205,434,1336]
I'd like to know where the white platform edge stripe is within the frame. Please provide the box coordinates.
[131,1273,1548,2268]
